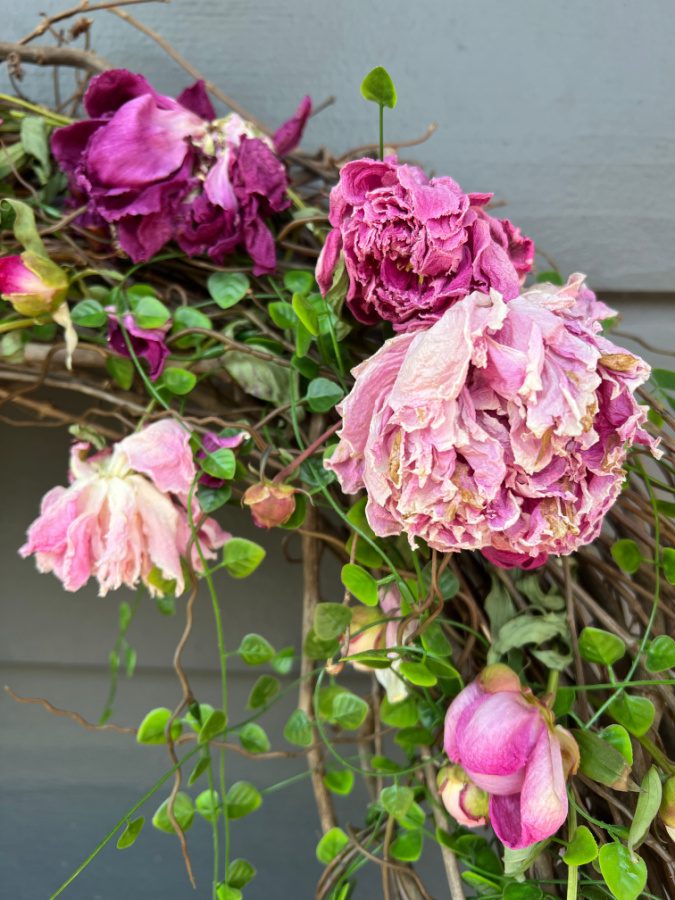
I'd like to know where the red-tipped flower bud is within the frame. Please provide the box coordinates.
[243,482,296,529]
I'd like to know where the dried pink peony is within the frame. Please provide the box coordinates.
[20,419,229,596]
[316,156,533,330]
[437,764,489,829]
[51,69,310,272]
[443,664,579,848]
[325,274,659,566]
[242,482,296,529]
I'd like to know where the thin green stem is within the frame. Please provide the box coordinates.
[49,746,200,898]
[379,104,384,160]
[0,92,72,125]
[566,794,578,900]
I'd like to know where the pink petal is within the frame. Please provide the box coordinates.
[119,419,195,497]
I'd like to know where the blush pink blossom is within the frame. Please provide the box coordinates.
[316,157,533,330]
[443,665,579,848]
[20,419,229,596]
[325,274,659,566]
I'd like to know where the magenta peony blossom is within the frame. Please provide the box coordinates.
[325,274,659,566]
[443,665,579,849]
[107,311,170,381]
[20,419,229,596]
[316,157,533,330]
[51,69,311,271]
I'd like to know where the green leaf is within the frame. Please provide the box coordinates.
[645,634,675,672]
[360,66,397,108]
[270,646,295,674]
[657,499,675,518]
[295,319,312,356]
[611,539,642,574]
[578,627,626,666]
[195,789,221,823]
[573,729,632,790]
[609,693,655,737]
[536,269,564,286]
[226,781,262,819]
[398,661,437,687]
[184,703,214,732]
[553,686,576,718]
[599,725,633,765]
[152,792,194,834]
[208,272,249,308]
[71,299,107,328]
[316,827,349,864]
[284,270,315,295]
[162,366,197,395]
[662,548,675,585]
[598,843,647,900]
[628,766,662,850]
[303,628,339,660]
[341,563,378,607]
[380,695,418,728]
[226,858,256,890]
[503,885,543,900]
[503,842,548,877]
[562,825,598,865]
[247,674,280,709]
[292,292,320,335]
[331,691,369,730]
[133,295,170,329]
[647,407,664,428]
[116,816,145,850]
[197,484,232,514]
[171,306,211,347]
[20,116,50,171]
[394,726,434,750]
[201,448,236,480]
[323,769,354,795]
[283,709,313,747]
[188,756,211,786]
[223,351,290,405]
[652,368,675,391]
[390,829,422,862]
[420,622,453,657]
[198,709,227,744]
[238,722,271,754]
[106,355,134,390]
[216,885,241,900]
[136,707,182,745]
[491,611,570,661]
[268,300,297,329]
[371,755,403,775]
[421,562,459,600]
[223,538,266,578]
[314,603,352,640]
[380,785,414,818]
[306,377,344,413]
[238,633,275,665]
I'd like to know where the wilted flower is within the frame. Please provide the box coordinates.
[437,764,489,828]
[316,157,533,330]
[444,664,579,849]
[346,585,415,704]
[0,252,68,317]
[52,69,311,271]
[325,275,658,566]
[107,311,170,381]
[20,419,229,596]
[242,482,296,528]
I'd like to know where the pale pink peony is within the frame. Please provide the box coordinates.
[325,274,659,566]
[437,764,489,828]
[20,419,229,596]
[443,665,579,848]
[316,156,533,330]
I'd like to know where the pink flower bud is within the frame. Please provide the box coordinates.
[242,482,296,528]
[443,664,579,849]
[660,776,675,843]
[0,251,68,317]
[437,765,489,828]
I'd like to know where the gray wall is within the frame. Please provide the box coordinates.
[3,0,675,292]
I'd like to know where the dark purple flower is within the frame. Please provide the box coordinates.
[51,70,312,271]
[107,312,170,381]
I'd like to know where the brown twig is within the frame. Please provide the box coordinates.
[0,42,109,72]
